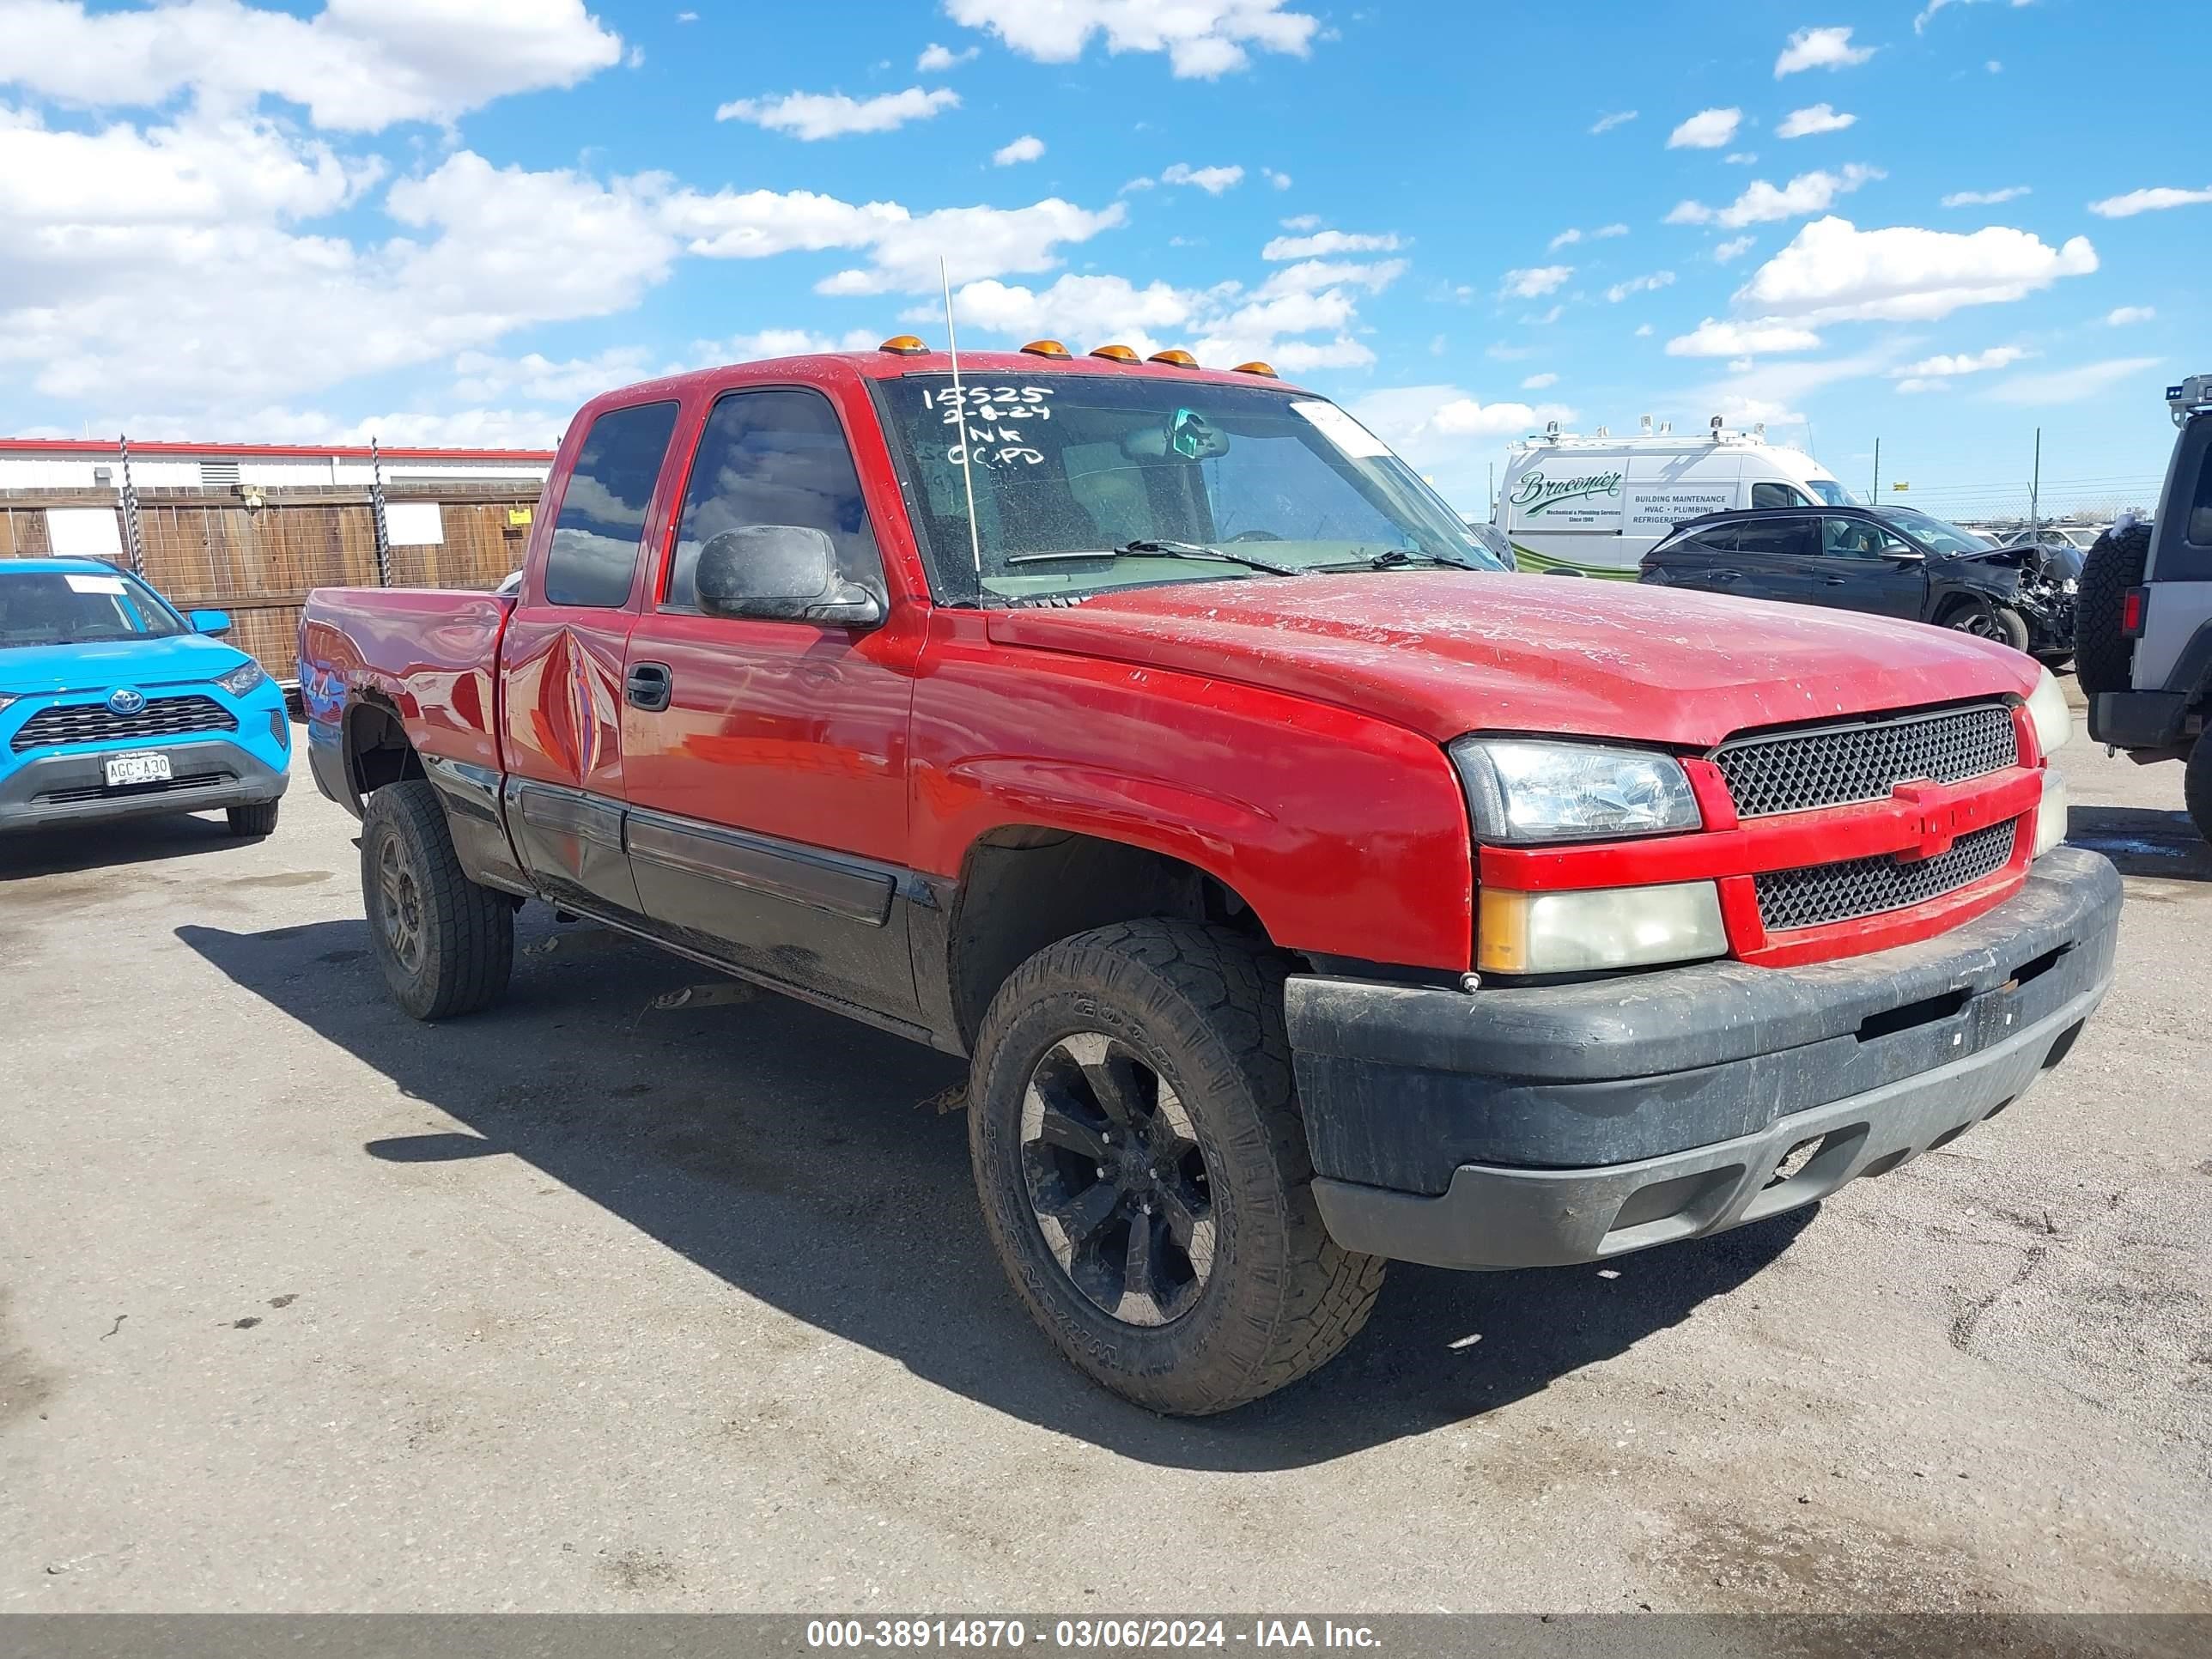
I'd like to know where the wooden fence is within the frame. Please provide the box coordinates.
[0,483,540,681]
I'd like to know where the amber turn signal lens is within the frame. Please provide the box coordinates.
[1020,339,1072,359]
[1089,343,1140,362]
[878,335,928,356]
[1147,349,1200,368]
[1233,361,1279,378]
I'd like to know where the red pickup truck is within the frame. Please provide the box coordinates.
[301,340,2119,1414]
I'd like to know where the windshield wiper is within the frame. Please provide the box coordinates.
[1310,547,1489,574]
[1005,539,1302,578]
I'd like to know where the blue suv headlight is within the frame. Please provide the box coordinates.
[216,660,268,697]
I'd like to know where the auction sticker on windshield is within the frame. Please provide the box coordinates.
[65,574,127,595]
[1291,401,1390,459]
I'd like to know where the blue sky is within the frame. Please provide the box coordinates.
[1,0,2204,520]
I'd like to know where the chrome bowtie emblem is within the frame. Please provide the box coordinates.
[107,687,147,716]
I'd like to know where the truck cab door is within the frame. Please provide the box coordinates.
[1815,516,1929,621]
[499,398,683,921]
[618,386,925,1022]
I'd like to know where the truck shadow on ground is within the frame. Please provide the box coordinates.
[2065,807,2212,884]
[178,915,1811,1472]
[1,811,246,881]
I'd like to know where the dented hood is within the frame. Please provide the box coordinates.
[983,572,2038,749]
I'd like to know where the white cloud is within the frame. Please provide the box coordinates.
[1778,103,1856,138]
[1890,346,2030,377]
[1942,185,2031,207]
[1256,258,1407,295]
[1547,223,1626,252]
[1894,378,1948,395]
[1521,372,1559,390]
[2106,306,2156,326]
[1916,0,2034,34]
[943,0,1320,78]
[1776,26,1875,76]
[1725,152,1759,166]
[1549,228,1582,250]
[0,0,624,131]
[2087,185,2212,218]
[1595,223,1629,239]
[1668,107,1742,150]
[1589,110,1638,135]
[1279,213,1321,231]
[716,86,958,140]
[1665,318,1824,357]
[1986,357,2162,406]
[1735,215,2099,321]
[1262,167,1292,190]
[1523,304,1564,326]
[1261,228,1399,259]
[1161,161,1244,194]
[930,257,1395,374]
[916,41,978,71]
[1714,235,1756,263]
[1501,264,1572,300]
[1605,270,1675,303]
[1634,323,1653,337]
[450,347,663,405]
[993,134,1046,166]
[1666,164,1883,228]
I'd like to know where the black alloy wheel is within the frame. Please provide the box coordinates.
[1019,1030,1215,1328]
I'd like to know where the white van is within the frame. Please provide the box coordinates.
[1497,419,1858,576]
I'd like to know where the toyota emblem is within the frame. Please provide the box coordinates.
[107,687,148,717]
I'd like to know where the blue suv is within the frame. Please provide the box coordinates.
[0,558,291,838]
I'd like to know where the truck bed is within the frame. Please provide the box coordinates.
[298,586,514,790]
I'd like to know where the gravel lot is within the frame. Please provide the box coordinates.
[3,687,2209,1615]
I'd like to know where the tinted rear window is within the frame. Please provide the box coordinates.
[545,401,680,608]
[1734,518,1816,558]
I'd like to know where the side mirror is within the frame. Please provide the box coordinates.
[693,526,885,628]
[188,608,233,635]
[1885,548,1927,563]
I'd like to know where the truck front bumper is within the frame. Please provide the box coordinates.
[0,739,289,834]
[1286,847,2121,1271]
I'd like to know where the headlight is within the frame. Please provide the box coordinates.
[0,693,16,711]
[1478,881,1728,975]
[1450,737,1701,843]
[2024,666,2072,758]
[216,659,268,697]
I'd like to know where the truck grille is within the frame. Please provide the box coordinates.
[1754,820,2019,933]
[1714,703,2019,819]
[9,696,236,754]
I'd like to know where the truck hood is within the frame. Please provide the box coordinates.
[0,632,252,698]
[984,573,2038,749]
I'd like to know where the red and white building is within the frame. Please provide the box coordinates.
[0,438,555,492]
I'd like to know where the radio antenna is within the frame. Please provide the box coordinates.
[941,256,984,576]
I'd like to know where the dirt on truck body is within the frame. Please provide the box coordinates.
[299,342,2119,1413]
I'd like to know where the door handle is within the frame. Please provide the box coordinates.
[1825,575,1848,586]
[1711,568,1741,583]
[625,661,672,712]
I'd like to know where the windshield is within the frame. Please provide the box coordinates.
[1806,477,1861,507]
[0,568,187,649]
[1876,506,1993,556]
[873,374,1505,604]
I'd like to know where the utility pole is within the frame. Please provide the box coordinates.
[2030,427,2042,536]
[1871,437,1881,502]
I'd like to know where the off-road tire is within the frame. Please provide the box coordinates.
[968,920,1385,1414]
[2075,523,2151,695]
[1942,597,2031,653]
[2187,738,2212,848]
[225,799,280,837]
[360,778,514,1021]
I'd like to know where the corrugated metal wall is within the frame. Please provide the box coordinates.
[0,484,540,681]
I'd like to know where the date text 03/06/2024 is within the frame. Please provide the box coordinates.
[804,1619,1382,1650]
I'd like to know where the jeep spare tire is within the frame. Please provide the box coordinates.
[2075,522,2151,695]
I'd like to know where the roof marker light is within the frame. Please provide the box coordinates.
[1147,349,1200,368]
[1020,339,1071,359]
[878,335,928,356]
[1233,361,1279,378]
[1090,343,1140,362]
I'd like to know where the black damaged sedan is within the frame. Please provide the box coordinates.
[1638,502,2075,664]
